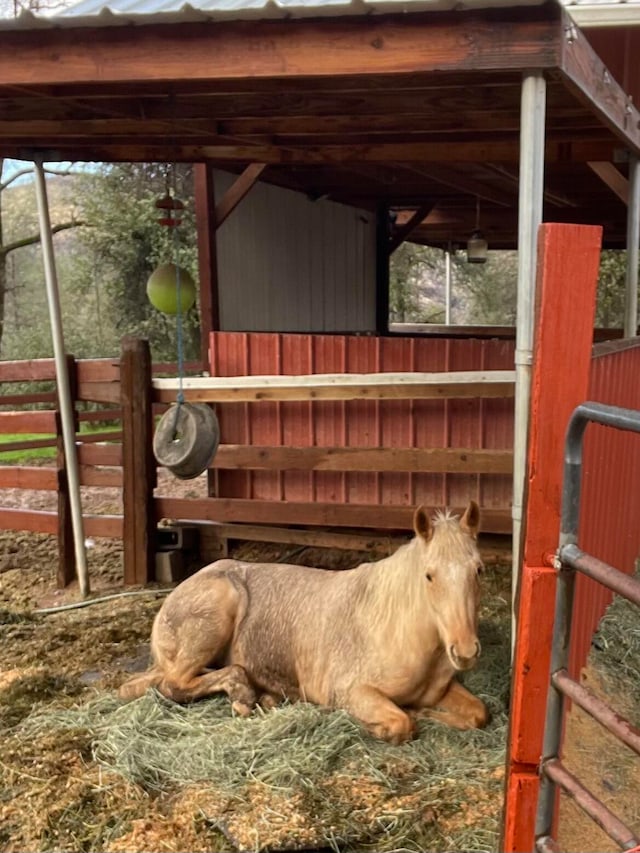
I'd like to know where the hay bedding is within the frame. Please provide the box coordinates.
[1,561,512,853]
[0,517,515,853]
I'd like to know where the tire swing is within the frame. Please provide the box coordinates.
[148,172,219,480]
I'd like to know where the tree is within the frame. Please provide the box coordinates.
[0,161,83,355]
[389,243,448,324]
[73,163,200,363]
[595,250,627,329]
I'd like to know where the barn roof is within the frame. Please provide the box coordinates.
[0,0,637,249]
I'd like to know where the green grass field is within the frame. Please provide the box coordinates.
[0,423,121,464]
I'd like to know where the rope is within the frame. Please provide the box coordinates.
[170,168,185,440]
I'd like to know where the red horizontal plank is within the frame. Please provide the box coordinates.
[0,410,58,435]
[84,514,123,538]
[77,381,121,404]
[0,465,57,490]
[79,466,122,488]
[76,358,120,383]
[0,437,56,453]
[0,392,56,407]
[0,358,56,382]
[77,443,122,466]
[0,507,57,534]
[154,497,511,534]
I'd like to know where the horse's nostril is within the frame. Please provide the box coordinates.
[475,640,482,658]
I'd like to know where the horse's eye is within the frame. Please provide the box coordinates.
[425,573,433,582]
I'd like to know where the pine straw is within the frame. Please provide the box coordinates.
[15,587,512,853]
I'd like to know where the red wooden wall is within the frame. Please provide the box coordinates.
[569,340,640,677]
[208,331,514,522]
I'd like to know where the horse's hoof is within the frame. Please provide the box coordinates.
[369,715,415,744]
[259,693,279,711]
[231,700,253,717]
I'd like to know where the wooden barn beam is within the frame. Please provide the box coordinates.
[0,13,561,88]
[14,138,621,166]
[194,162,219,366]
[559,12,640,155]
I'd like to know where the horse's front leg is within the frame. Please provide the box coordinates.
[345,685,416,744]
[413,678,489,730]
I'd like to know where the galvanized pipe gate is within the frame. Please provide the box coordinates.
[535,402,640,853]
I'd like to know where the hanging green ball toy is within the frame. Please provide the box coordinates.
[147,262,196,315]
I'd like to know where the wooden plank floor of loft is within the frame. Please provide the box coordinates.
[152,370,516,403]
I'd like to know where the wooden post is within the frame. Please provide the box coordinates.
[121,336,156,585]
[375,202,391,334]
[502,223,602,851]
[55,354,78,587]
[194,162,219,370]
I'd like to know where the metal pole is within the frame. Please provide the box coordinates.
[33,160,89,597]
[512,71,547,634]
[624,155,640,338]
[445,248,452,325]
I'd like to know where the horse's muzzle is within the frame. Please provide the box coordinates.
[449,640,481,671]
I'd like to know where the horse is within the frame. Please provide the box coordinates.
[118,501,489,743]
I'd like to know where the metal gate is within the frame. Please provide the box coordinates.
[535,402,640,853]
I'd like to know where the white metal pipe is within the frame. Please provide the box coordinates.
[33,160,90,597]
[512,72,547,632]
[445,249,452,324]
[624,156,640,338]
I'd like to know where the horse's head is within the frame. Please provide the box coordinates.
[414,501,483,671]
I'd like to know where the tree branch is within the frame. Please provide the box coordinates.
[1,219,86,256]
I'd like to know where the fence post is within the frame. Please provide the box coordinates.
[502,224,602,851]
[55,354,78,587]
[121,336,156,585]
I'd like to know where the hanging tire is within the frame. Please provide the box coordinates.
[153,402,220,480]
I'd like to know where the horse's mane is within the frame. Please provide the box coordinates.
[353,509,478,633]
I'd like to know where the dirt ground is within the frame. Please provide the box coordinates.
[0,472,638,852]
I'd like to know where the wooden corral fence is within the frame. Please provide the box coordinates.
[0,335,517,587]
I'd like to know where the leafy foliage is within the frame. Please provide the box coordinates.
[1,162,201,363]
[74,163,200,362]
[390,242,632,329]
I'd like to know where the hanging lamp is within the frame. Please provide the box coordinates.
[467,197,488,264]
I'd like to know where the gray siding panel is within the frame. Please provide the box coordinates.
[215,170,377,333]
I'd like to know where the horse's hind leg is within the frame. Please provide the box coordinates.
[158,664,257,716]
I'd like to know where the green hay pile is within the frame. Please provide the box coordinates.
[590,580,640,718]
[17,587,511,853]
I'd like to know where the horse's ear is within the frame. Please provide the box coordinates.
[460,500,481,539]
[413,505,433,542]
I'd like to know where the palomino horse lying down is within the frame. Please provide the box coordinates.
[119,502,488,743]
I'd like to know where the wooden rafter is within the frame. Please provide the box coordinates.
[388,204,435,254]
[588,161,629,204]
[559,11,640,155]
[214,163,267,228]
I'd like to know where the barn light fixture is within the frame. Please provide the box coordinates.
[467,197,488,264]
